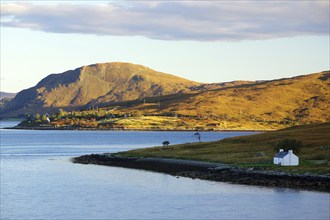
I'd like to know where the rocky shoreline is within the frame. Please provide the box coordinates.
[72,154,330,193]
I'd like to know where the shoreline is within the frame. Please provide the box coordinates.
[5,126,269,132]
[72,154,330,193]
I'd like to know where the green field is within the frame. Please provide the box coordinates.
[116,122,330,174]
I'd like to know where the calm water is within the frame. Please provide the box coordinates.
[0,121,329,220]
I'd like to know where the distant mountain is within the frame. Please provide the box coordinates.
[0,62,200,117]
[0,92,16,111]
[0,92,16,99]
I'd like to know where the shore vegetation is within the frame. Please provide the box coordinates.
[115,122,330,174]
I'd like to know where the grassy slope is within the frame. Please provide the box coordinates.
[93,71,329,130]
[117,122,330,174]
[9,71,330,131]
[0,62,200,118]
[114,71,330,125]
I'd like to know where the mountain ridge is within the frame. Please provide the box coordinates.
[1,62,329,129]
[0,62,200,117]
[16,71,330,131]
[94,70,329,129]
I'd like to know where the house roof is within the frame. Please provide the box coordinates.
[274,151,288,158]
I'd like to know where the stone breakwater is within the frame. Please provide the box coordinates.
[72,154,330,192]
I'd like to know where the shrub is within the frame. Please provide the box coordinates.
[274,138,303,153]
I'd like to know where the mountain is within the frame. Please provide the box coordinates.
[1,61,329,128]
[110,71,330,126]
[0,62,200,117]
[0,92,16,99]
[0,92,16,110]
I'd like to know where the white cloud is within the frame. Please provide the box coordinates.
[1,1,329,41]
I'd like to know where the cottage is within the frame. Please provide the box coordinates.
[273,149,299,166]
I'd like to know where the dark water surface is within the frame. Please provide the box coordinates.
[1,121,329,220]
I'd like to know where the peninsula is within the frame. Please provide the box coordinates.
[73,122,330,192]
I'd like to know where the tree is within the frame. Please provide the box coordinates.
[274,139,303,153]
[35,113,41,123]
[59,108,67,117]
[41,114,48,123]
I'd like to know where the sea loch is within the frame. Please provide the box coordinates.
[0,121,329,220]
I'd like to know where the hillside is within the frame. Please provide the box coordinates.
[107,71,330,129]
[117,122,330,174]
[73,122,330,191]
[0,62,200,118]
[2,61,329,130]
[14,70,330,131]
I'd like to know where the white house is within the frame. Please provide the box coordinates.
[273,149,299,166]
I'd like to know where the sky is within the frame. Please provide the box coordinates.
[1,1,329,93]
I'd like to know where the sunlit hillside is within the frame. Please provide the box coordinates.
[117,122,330,174]
[4,65,329,130]
[110,71,329,129]
[0,62,200,118]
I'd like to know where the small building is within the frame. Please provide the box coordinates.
[273,149,299,166]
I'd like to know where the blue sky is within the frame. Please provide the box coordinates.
[1,1,329,93]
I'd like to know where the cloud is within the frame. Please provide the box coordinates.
[1,1,329,41]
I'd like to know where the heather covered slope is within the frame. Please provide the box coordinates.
[114,71,330,126]
[1,61,329,130]
[86,63,201,107]
[0,62,200,118]
[13,70,330,130]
